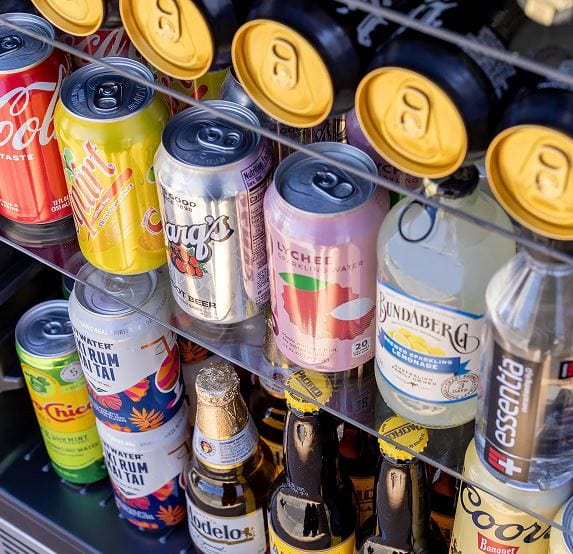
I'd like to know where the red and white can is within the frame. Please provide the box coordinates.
[0,14,71,226]
[265,142,389,372]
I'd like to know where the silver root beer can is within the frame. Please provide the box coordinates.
[154,100,275,324]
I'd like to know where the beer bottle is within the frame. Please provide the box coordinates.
[428,467,458,554]
[359,416,430,554]
[449,440,573,554]
[185,362,274,553]
[268,369,359,552]
[339,422,379,529]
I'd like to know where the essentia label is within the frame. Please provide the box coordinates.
[266,187,387,372]
[71,324,184,433]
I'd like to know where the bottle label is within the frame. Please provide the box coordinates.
[430,510,454,546]
[483,341,543,483]
[186,500,267,554]
[269,526,356,553]
[260,374,287,398]
[350,475,375,526]
[449,482,551,554]
[260,436,284,476]
[376,281,482,404]
[192,417,259,469]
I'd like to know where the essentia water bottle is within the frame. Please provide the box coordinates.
[475,235,573,490]
[375,166,515,428]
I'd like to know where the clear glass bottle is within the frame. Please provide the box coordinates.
[475,239,573,490]
[376,166,515,427]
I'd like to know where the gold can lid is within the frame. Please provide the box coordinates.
[31,0,104,36]
[195,362,239,406]
[232,19,334,128]
[486,124,573,239]
[355,67,467,179]
[285,369,333,413]
[378,416,428,461]
[119,0,214,79]
[520,0,573,26]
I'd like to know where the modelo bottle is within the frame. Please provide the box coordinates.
[475,236,573,490]
[375,166,515,427]
[449,440,573,554]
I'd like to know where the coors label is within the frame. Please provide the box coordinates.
[483,341,542,483]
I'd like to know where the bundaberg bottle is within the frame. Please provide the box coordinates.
[268,369,359,552]
[185,362,275,553]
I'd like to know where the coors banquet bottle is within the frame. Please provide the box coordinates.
[268,370,359,552]
[475,237,573,489]
[185,362,274,553]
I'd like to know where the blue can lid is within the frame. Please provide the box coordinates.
[0,13,54,73]
[162,100,260,167]
[274,142,377,214]
[59,56,154,120]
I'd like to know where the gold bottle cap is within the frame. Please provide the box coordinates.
[486,124,573,239]
[195,362,240,407]
[119,0,214,79]
[285,369,333,413]
[521,0,573,26]
[355,67,467,178]
[232,19,334,128]
[378,416,428,461]
[31,0,104,36]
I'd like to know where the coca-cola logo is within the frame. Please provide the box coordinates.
[0,62,66,151]
[61,29,141,66]
[165,216,234,263]
[460,484,551,544]
[33,400,92,423]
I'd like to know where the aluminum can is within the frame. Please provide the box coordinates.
[518,0,573,26]
[154,100,275,324]
[159,67,229,116]
[220,70,346,162]
[265,142,389,372]
[31,0,117,36]
[346,108,421,206]
[550,498,573,553]
[15,300,107,484]
[0,14,71,227]
[69,264,185,433]
[97,404,191,530]
[54,57,169,274]
[120,0,247,79]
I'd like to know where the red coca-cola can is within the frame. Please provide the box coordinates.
[0,14,71,226]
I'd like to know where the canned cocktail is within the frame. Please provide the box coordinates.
[69,265,184,433]
[15,300,106,484]
[154,100,274,324]
[265,142,389,372]
[0,14,71,228]
[98,404,191,529]
[54,57,169,274]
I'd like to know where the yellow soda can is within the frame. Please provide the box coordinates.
[15,300,107,485]
[54,57,169,274]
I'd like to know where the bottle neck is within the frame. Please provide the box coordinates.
[284,410,340,497]
[437,185,480,209]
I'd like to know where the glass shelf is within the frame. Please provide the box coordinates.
[1,228,570,536]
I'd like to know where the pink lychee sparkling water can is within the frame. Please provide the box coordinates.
[264,143,389,372]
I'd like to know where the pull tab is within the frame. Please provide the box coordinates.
[269,38,298,89]
[197,125,243,153]
[103,274,128,294]
[311,170,355,200]
[396,86,430,139]
[533,144,570,199]
[94,80,123,111]
[0,35,23,58]
[153,0,182,42]
[42,319,74,338]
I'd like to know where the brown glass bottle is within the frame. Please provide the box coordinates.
[268,369,358,553]
[339,422,379,529]
[427,467,457,554]
[359,416,431,554]
[185,362,274,554]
